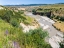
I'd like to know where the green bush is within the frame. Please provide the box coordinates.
[55,16,60,19]
[10,19,19,27]
[24,28,51,48]
[32,9,36,15]
[59,43,64,48]
[0,10,13,22]
[60,16,64,21]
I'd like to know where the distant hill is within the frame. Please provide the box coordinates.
[57,3,64,4]
[4,4,48,7]
[4,3,64,7]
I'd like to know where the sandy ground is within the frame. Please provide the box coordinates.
[20,23,37,32]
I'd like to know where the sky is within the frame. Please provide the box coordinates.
[0,0,64,5]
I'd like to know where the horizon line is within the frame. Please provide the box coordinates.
[2,3,64,5]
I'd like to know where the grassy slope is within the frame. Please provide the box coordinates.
[37,4,64,15]
[0,19,24,47]
[0,19,12,47]
[0,19,12,32]
[0,15,48,48]
[0,6,40,47]
[0,6,52,48]
[40,4,64,9]
[21,14,35,25]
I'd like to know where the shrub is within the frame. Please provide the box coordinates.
[59,43,64,48]
[32,9,36,15]
[59,21,61,23]
[55,16,59,19]
[24,28,51,48]
[0,10,13,22]
[37,8,43,10]
[10,19,19,27]
[60,16,64,21]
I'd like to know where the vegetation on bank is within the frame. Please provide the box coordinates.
[32,4,64,32]
[59,42,64,48]
[0,6,51,48]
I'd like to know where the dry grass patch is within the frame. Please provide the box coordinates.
[53,22,64,32]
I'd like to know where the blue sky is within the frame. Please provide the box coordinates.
[0,0,64,5]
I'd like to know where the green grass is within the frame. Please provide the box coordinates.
[21,14,35,25]
[40,4,64,9]
[25,16,34,23]
[0,19,12,32]
[0,9,38,48]
[0,19,12,48]
[0,6,51,48]
[36,4,64,13]
[0,19,23,47]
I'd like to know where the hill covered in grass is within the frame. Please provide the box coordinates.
[32,4,64,16]
[0,6,51,48]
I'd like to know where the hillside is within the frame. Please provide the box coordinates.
[0,6,51,48]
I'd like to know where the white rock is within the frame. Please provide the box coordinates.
[39,23,44,27]
[43,25,49,30]
[20,23,37,32]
